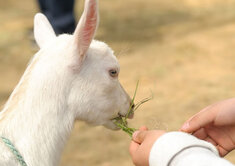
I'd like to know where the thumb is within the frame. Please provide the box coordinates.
[181,107,215,133]
[132,131,148,144]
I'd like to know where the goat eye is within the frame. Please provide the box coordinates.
[109,69,118,77]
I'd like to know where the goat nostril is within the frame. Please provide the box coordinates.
[131,103,135,109]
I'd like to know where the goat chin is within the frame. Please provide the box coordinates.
[103,121,121,130]
[79,118,121,130]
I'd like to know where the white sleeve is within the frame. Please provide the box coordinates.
[149,132,234,166]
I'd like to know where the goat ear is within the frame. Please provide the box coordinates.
[34,13,56,48]
[73,0,99,61]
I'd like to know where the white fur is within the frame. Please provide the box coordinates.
[0,0,131,165]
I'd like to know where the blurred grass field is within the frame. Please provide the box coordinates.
[1,0,235,165]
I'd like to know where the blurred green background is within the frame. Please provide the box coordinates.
[1,0,235,165]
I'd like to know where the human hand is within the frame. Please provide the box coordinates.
[129,126,165,166]
[180,98,235,156]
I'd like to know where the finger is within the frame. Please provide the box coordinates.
[205,126,234,152]
[180,106,211,132]
[129,141,140,157]
[192,128,218,146]
[193,128,208,140]
[217,145,229,157]
[132,131,147,144]
[180,106,215,133]
[204,137,217,146]
[139,126,148,131]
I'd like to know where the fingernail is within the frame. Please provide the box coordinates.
[132,131,140,140]
[181,122,189,131]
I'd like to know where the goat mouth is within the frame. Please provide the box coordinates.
[118,112,125,117]
[110,113,124,121]
[111,112,134,121]
[119,112,134,119]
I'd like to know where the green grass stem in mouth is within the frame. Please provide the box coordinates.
[114,81,153,137]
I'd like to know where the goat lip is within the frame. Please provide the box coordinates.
[118,112,125,117]
[120,112,135,119]
[110,115,121,121]
[110,111,134,121]
[115,112,134,119]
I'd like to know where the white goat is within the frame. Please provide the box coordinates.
[0,0,132,165]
